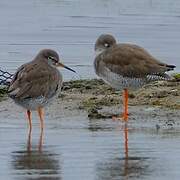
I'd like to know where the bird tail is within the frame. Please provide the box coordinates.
[160,73,172,80]
[166,64,176,71]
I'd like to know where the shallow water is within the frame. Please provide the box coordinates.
[1,118,180,180]
[0,0,179,80]
[0,1,180,179]
[0,100,180,180]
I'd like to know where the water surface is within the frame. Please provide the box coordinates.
[0,0,179,80]
[0,100,180,180]
[1,113,180,180]
[0,1,180,179]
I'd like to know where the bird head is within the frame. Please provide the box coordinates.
[38,49,76,73]
[95,34,116,56]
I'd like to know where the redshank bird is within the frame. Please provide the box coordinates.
[8,49,75,131]
[94,34,176,121]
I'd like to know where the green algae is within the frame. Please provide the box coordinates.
[0,86,8,101]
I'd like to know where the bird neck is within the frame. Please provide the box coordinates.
[95,48,105,57]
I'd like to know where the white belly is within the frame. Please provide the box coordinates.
[98,66,146,90]
[14,92,59,111]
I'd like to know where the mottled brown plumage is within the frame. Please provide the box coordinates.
[8,49,75,130]
[101,44,174,77]
[9,51,62,100]
[94,34,176,120]
[94,34,175,90]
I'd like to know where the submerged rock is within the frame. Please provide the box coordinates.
[87,108,112,119]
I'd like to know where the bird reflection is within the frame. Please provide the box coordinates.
[124,123,129,177]
[96,123,150,180]
[27,129,44,152]
[11,130,61,180]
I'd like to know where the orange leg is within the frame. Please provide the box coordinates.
[26,110,32,131]
[123,89,128,121]
[37,107,44,131]
[112,89,129,121]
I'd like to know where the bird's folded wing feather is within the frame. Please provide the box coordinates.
[102,44,170,78]
[8,62,58,99]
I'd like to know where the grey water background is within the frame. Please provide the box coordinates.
[0,0,179,80]
[0,1,180,180]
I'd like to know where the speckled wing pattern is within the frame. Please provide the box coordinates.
[103,44,173,77]
[8,61,62,100]
[94,44,175,89]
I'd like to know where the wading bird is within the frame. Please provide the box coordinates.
[8,49,75,131]
[94,34,175,121]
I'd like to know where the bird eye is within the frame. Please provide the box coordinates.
[47,56,58,64]
[48,56,54,61]
[104,43,109,48]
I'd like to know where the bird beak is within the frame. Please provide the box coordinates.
[56,62,76,73]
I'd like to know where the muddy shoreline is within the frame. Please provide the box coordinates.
[0,78,180,120]
[62,78,180,118]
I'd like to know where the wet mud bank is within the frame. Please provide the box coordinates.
[61,77,180,119]
[1,77,180,121]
